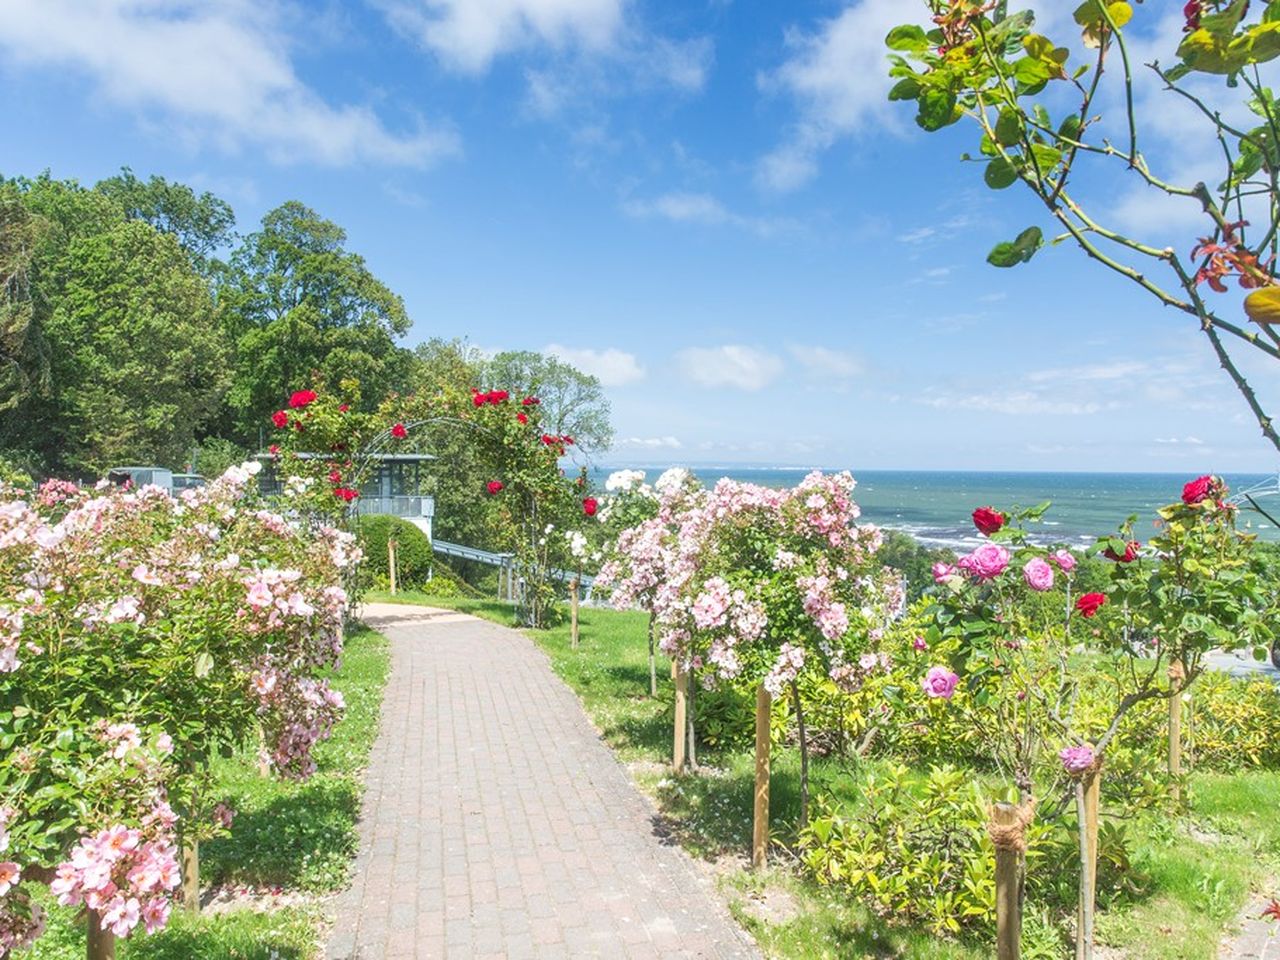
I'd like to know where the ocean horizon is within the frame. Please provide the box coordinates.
[590,466,1280,550]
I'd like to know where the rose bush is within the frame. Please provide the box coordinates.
[0,462,358,950]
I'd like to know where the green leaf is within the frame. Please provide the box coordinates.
[916,89,959,131]
[984,157,1019,189]
[886,24,929,52]
[986,226,1044,267]
[1058,114,1084,141]
[888,77,922,101]
[995,109,1023,146]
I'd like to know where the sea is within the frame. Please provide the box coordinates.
[590,467,1280,551]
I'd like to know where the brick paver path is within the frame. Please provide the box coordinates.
[327,603,761,960]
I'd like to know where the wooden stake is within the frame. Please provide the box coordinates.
[87,910,116,960]
[647,612,657,698]
[1168,659,1186,805]
[752,685,771,869]
[182,839,199,913]
[1075,772,1100,960]
[992,802,1022,960]
[570,578,580,649]
[388,538,398,595]
[673,662,688,773]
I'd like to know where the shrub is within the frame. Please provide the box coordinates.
[357,515,433,589]
[802,763,1052,935]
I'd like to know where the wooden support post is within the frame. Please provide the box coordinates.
[87,910,116,960]
[1168,659,1185,804]
[673,662,688,773]
[647,612,657,698]
[992,802,1022,960]
[1075,773,1100,960]
[182,839,199,914]
[570,578,580,649]
[388,538,398,595]
[752,684,771,869]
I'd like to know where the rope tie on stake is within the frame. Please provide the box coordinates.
[987,799,1038,852]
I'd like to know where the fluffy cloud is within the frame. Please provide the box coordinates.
[0,0,453,166]
[756,0,909,191]
[616,436,682,449]
[677,345,784,391]
[544,344,646,386]
[786,344,862,380]
[373,0,624,73]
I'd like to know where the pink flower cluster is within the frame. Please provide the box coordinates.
[763,643,806,697]
[50,820,180,937]
[251,666,345,779]
[956,544,1010,581]
[797,573,849,641]
[1059,743,1096,776]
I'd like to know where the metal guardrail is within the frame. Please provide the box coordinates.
[432,540,596,597]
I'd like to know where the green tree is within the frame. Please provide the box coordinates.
[223,201,413,440]
[95,167,236,274]
[42,220,228,474]
[0,185,48,421]
[483,350,613,452]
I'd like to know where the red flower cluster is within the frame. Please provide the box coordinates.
[1192,221,1273,292]
[1103,540,1140,563]
[338,404,350,413]
[1182,474,1216,505]
[521,396,540,407]
[582,497,598,517]
[1075,593,1107,618]
[972,506,1005,536]
[391,423,408,439]
[333,488,359,503]
[272,410,289,429]
[328,469,342,484]
[486,481,504,496]
[472,389,510,408]
[516,412,529,425]
[289,390,318,409]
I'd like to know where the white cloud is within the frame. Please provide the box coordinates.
[544,344,646,386]
[677,345,784,391]
[0,0,453,167]
[374,0,624,73]
[621,191,796,237]
[922,391,1110,416]
[616,436,682,449]
[1153,436,1205,445]
[787,344,862,380]
[756,0,908,192]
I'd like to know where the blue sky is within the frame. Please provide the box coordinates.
[2,0,1277,472]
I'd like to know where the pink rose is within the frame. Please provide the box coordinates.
[1050,549,1077,573]
[921,666,959,700]
[931,561,956,583]
[1060,744,1096,776]
[958,543,1009,580]
[1022,557,1054,592]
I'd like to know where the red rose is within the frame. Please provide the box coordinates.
[972,506,1005,536]
[1183,0,1200,30]
[472,392,486,408]
[1075,593,1107,618]
[391,423,408,439]
[272,410,289,429]
[288,390,317,409]
[268,444,280,456]
[563,436,575,446]
[486,481,504,495]
[517,412,528,425]
[329,470,342,484]
[1103,540,1140,563]
[338,404,350,413]
[333,487,359,502]
[1182,474,1214,505]
[487,390,509,404]
[522,396,539,406]
[582,497,598,517]
[541,434,556,446]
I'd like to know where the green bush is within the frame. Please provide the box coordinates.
[357,515,433,589]
[802,763,1053,935]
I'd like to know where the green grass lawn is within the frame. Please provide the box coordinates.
[372,588,1280,960]
[24,625,390,960]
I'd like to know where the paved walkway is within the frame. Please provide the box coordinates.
[327,603,760,960]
